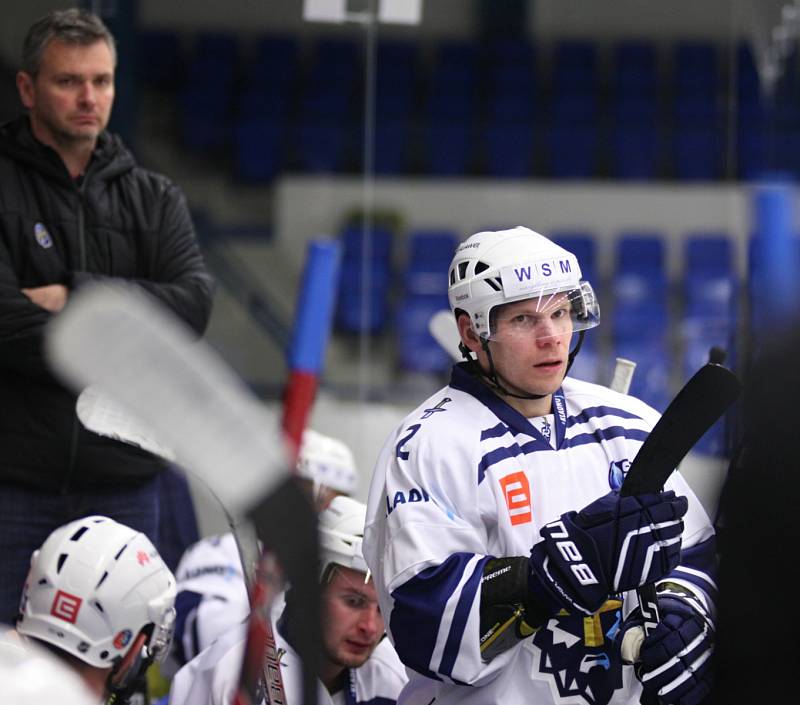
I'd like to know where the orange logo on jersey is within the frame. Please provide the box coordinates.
[499,471,532,525]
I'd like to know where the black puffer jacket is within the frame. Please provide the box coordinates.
[0,117,214,491]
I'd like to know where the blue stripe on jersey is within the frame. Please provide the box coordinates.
[480,422,508,441]
[439,558,485,678]
[564,425,650,449]
[567,405,644,428]
[173,589,203,665]
[477,438,553,484]
[356,699,396,705]
[668,535,718,601]
[390,552,490,682]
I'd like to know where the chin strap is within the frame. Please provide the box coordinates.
[462,332,586,401]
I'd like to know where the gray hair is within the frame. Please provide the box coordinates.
[21,8,117,76]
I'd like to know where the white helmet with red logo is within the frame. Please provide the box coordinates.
[447,226,599,340]
[17,516,176,680]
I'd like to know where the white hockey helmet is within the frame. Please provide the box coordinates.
[319,496,368,578]
[448,226,600,341]
[0,632,97,705]
[297,428,358,497]
[17,516,176,674]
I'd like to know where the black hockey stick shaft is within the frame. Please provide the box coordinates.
[620,359,740,704]
[621,361,741,497]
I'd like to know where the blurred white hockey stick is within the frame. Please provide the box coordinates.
[428,309,464,362]
[77,386,177,461]
[609,357,636,395]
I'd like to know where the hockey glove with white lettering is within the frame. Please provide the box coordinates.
[619,582,714,705]
[528,490,688,615]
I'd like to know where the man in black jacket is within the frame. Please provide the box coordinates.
[0,9,214,624]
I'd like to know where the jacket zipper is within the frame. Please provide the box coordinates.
[63,178,89,493]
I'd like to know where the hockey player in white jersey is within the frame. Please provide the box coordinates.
[15,515,177,705]
[364,227,716,705]
[169,496,407,705]
[170,428,359,667]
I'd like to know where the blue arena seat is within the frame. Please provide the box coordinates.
[336,226,394,334]
[611,123,661,180]
[680,233,738,453]
[612,233,668,340]
[672,126,724,180]
[396,294,453,374]
[483,123,535,177]
[612,337,672,411]
[550,232,597,283]
[613,40,658,91]
[421,122,473,176]
[295,121,350,173]
[233,120,285,182]
[552,40,598,92]
[136,30,183,89]
[178,32,240,151]
[404,230,459,295]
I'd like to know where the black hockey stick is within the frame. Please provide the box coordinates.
[619,352,741,701]
[621,355,741,497]
[45,283,319,705]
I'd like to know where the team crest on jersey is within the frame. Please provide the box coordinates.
[532,604,624,705]
[34,222,53,249]
[420,397,452,419]
[608,459,631,491]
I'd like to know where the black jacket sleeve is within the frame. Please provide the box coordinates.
[72,183,215,335]
[0,233,58,378]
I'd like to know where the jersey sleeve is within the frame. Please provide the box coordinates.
[364,410,514,687]
[168,623,246,705]
[172,533,250,665]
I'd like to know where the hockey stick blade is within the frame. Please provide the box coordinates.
[47,282,290,517]
[620,362,741,497]
[428,309,463,362]
[609,357,636,395]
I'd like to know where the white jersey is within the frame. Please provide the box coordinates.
[169,615,408,705]
[172,533,251,667]
[364,364,717,705]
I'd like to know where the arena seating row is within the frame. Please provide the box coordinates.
[137,31,800,182]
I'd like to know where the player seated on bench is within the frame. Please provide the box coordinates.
[169,496,407,705]
[15,516,176,705]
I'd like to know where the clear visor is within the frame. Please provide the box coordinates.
[146,606,176,663]
[487,281,600,343]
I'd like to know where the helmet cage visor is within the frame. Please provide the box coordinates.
[486,281,600,343]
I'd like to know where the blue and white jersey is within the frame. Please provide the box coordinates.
[171,533,251,667]
[363,364,716,705]
[169,617,408,705]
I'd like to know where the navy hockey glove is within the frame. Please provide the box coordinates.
[528,490,688,615]
[619,582,714,705]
